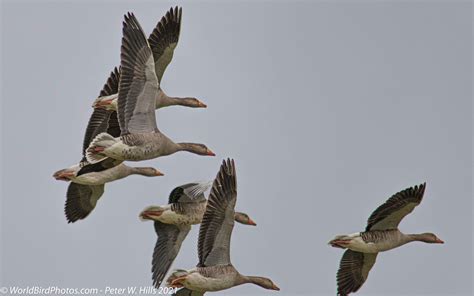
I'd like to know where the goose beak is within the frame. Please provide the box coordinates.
[53,170,74,181]
[154,170,164,176]
[271,284,280,291]
[196,100,207,108]
[435,238,444,244]
[93,98,114,109]
[139,211,162,220]
[206,149,216,156]
[248,218,257,226]
[170,276,186,288]
[139,207,164,221]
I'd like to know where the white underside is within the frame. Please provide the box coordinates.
[71,164,129,186]
[183,271,237,292]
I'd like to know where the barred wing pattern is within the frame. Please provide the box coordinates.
[366,183,426,231]
[197,159,237,267]
[118,13,159,135]
[148,6,182,83]
[337,250,377,296]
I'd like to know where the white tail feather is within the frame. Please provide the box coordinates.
[183,180,213,199]
[166,269,190,285]
[86,132,117,164]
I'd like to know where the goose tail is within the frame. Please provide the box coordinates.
[86,132,118,163]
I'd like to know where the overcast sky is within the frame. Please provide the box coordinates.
[1,1,472,295]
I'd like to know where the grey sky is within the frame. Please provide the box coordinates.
[1,1,472,295]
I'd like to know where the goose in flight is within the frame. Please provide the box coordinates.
[53,67,163,223]
[328,183,444,295]
[93,7,206,111]
[166,159,279,295]
[86,13,214,164]
[139,181,256,288]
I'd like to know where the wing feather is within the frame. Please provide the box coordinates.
[64,183,104,223]
[118,13,159,135]
[366,183,426,231]
[148,6,182,82]
[168,181,212,204]
[336,250,377,295]
[152,222,191,288]
[197,159,237,267]
[99,67,120,97]
[81,67,121,162]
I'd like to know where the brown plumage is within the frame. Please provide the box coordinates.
[331,183,443,295]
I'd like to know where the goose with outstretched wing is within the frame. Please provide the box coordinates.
[166,159,279,294]
[53,67,163,223]
[328,183,444,295]
[85,13,214,164]
[92,7,206,111]
[139,181,256,288]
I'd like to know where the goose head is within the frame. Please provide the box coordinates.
[169,275,188,288]
[181,97,207,108]
[418,233,444,244]
[92,94,118,110]
[138,206,164,221]
[53,166,79,181]
[234,212,257,226]
[131,167,164,177]
[261,278,280,291]
[177,143,215,156]
[246,276,280,291]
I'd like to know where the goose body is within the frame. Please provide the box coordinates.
[54,162,162,186]
[93,88,206,111]
[73,163,132,185]
[329,183,444,295]
[140,181,256,288]
[175,266,242,292]
[330,230,413,253]
[143,202,207,225]
[167,159,279,295]
[88,133,201,163]
[86,13,213,164]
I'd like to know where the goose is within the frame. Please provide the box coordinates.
[86,13,213,164]
[328,183,444,295]
[53,162,162,185]
[92,7,206,111]
[166,159,280,295]
[54,67,163,223]
[139,181,256,288]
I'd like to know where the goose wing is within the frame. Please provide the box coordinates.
[336,250,377,296]
[99,66,120,97]
[197,159,237,267]
[64,183,104,223]
[78,68,122,172]
[152,221,191,288]
[82,67,121,158]
[118,13,159,135]
[168,181,212,204]
[366,183,426,231]
[148,6,182,83]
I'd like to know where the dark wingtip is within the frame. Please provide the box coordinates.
[414,182,426,197]
[222,158,235,175]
